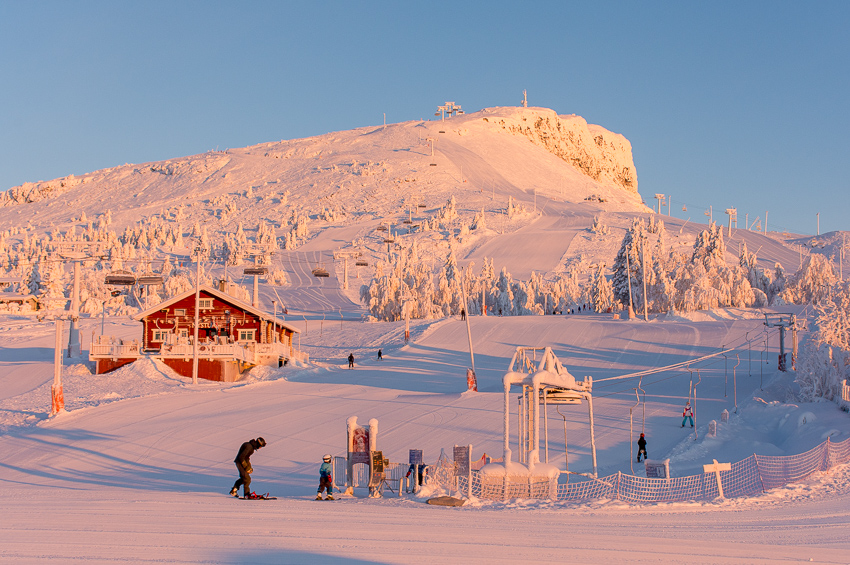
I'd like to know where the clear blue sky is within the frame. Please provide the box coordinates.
[1,1,848,235]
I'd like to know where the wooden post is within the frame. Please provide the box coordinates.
[703,459,731,499]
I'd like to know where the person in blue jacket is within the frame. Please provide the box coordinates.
[316,454,334,500]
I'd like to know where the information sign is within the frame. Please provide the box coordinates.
[453,445,471,476]
[644,459,670,479]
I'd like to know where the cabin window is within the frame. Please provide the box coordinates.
[238,329,256,342]
[199,299,213,310]
[178,329,189,339]
[174,308,187,316]
[151,330,169,342]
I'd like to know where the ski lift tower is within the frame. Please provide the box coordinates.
[499,347,596,477]
[435,101,463,121]
[725,208,737,237]
[332,250,363,290]
[764,313,797,372]
[243,244,275,307]
[654,194,666,215]
[55,241,107,357]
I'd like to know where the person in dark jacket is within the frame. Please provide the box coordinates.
[636,433,647,462]
[229,437,266,497]
[348,353,354,369]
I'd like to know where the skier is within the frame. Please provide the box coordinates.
[406,462,426,487]
[682,402,694,428]
[460,308,466,321]
[229,437,266,497]
[636,433,647,462]
[348,353,354,369]
[316,454,334,500]
[377,348,383,361]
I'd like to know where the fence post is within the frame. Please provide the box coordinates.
[824,437,831,471]
[754,454,766,493]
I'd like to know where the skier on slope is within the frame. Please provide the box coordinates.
[636,433,647,462]
[682,402,694,428]
[317,454,334,500]
[348,353,355,369]
[229,437,266,497]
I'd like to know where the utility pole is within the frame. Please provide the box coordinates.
[817,212,820,236]
[626,249,635,319]
[192,247,201,386]
[641,235,649,322]
[51,318,65,415]
[764,211,768,234]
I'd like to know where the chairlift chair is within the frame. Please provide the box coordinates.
[312,266,330,278]
[539,388,583,405]
[355,260,368,267]
[136,274,164,286]
[105,270,136,286]
[376,225,388,232]
[243,266,268,276]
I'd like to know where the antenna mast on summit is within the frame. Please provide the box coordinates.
[521,90,528,108]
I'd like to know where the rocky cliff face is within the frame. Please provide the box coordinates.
[492,108,637,194]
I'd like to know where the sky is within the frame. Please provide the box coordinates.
[1,1,848,235]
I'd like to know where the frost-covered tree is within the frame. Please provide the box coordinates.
[782,254,839,305]
[589,263,614,313]
[796,280,850,401]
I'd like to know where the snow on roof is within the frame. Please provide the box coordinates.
[134,284,300,334]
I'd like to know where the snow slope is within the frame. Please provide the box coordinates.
[2,310,850,563]
[1,107,848,563]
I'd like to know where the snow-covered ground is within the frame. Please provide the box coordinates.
[2,306,849,563]
[1,106,848,563]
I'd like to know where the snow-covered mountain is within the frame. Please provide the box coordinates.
[0,106,643,230]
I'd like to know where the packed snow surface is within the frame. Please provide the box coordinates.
[1,107,848,563]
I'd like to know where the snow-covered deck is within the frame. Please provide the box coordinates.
[89,338,297,366]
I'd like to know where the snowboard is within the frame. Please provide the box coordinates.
[241,492,277,500]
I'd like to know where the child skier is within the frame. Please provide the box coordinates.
[636,433,647,462]
[317,454,334,500]
[682,402,694,428]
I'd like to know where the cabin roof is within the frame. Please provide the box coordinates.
[134,285,300,334]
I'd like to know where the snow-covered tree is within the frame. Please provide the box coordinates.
[590,263,614,313]
[796,280,850,401]
[782,254,839,305]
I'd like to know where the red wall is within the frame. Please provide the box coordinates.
[96,358,136,374]
[143,292,262,349]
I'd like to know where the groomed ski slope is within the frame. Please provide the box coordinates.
[2,307,850,563]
